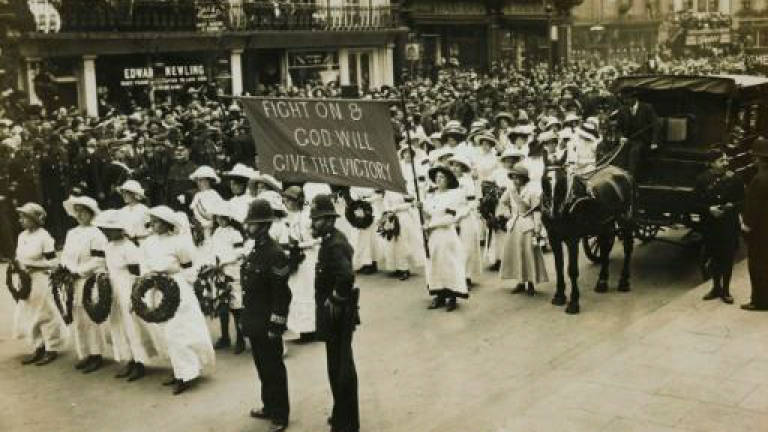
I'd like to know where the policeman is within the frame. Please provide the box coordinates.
[695,152,744,304]
[310,194,360,432]
[241,199,292,432]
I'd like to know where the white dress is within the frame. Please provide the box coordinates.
[60,225,111,360]
[200,226,244,310]
[499,184,549,284]
[350,187,384,270]
[13,228,66,352]
[423,189,468,298]
[456,174,483,281]
[228,193,254,224]
[380,191,426,272]
[190,189,223,238]
[120,203,151,245]
[141,233,215,381]
[286,207,318,334]
[104,239,159,363]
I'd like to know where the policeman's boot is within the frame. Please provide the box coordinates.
[702,277,721,301]
[721,274,734,304]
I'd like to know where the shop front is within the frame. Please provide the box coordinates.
[572,20,660,62]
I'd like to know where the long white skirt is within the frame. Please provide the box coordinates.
[162,274,215,381]
[288,247,318,334]
[71,276,112,359]
[353,225,383,269]
[425,227,468,298]
[108,273,160,364]
[458,213,483,280]
[12,271,66,351]
[381,210,426,272]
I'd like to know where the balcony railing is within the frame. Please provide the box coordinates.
[28,1,399,34]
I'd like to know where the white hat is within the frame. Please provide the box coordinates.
[537,130,558,143]
[564,112,581,123]
[117,180,146,199]
[149,205,182,231]
[63,195,101,218]
[544,117,562,130]
[259,190,288,214]
[93,209,126,231]
[16,202,46,225]
[448,154,473,172]
[224,163,257,180]
[585,116,600,128]
[189,165,221,184]
[500,146,527,160]
[250,173,282,192]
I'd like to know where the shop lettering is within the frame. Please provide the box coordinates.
[124,67,154,80]
[164,65,205,77]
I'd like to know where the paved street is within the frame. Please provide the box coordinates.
[1,229,766,432]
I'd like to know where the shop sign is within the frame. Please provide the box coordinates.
[196,2,228,32]
[120,64,208,91]
[685,29,731,46]
[289,52,337,68]
[406,43,421,61]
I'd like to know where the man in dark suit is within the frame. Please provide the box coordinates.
[616,89,660,180]
[241,199,292,432]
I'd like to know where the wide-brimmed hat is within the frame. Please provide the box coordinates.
[494,111,514,123]
[224,163,257,180]
[63,195,100,218]
[93,209,126,231]
[508,164,530,180]
[564,112,581,123]
[149,205,182,231]
[543,117,562,130]
[753,136,768,157]
[117,180,146,199]
[259,190,288,216]
[309,194,339,219]
[500,146,527,161]
[473,132,498,147]
[250,173,282,192]
[283,185,304,202]
[537,130,558,143]
[16,202,46,225]
[189,165,220,184]
[441,125,467,141]
[428,164,459,189]
[448,154,473,172]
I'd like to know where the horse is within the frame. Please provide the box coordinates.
[540,163,636,314]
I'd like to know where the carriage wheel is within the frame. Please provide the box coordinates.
[635,224,660,243]
[582,234,615,264]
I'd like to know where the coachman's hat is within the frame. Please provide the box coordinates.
[244,199,274,224]
[309,194,339,219]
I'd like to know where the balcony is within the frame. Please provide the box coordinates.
[27,0,399,34]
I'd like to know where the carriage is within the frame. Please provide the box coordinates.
[583,74,768,262]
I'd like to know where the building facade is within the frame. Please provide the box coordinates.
[14,0,406,117]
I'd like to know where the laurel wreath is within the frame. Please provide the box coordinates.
[377,212,401,241]
[5,261,32,302]
[345,200,374,229]
[83,273,112,324]
[131,274,181,323]
[50,266,76,325]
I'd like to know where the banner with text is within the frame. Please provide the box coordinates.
[240,97,406,193]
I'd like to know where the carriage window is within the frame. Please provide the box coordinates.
[748,104,760,131]
[665,117,688,142]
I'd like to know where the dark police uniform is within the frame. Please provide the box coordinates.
[315,225,360,432]
[241,203,292,428]
[695,165,744,302]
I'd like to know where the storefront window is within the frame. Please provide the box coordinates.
[287,50,340,87]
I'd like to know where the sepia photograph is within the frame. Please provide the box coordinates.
[0,0,767,431]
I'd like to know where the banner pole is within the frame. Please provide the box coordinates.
[399,89,430,259]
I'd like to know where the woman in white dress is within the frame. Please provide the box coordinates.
[283,186,320,340]
[142,206,215,395]
[189,166,223,240]
[117,180,151,245]
[60,195,110,373]
[201,203,246,354]
[223,163,256,225]
[499,164,548,295]
[380,189,426,281]
[349,186,384,274]
[94,210,157,381]
[448,154,483,287]
[12,203,65,366]
[421,165,468,312]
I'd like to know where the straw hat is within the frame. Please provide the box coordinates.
[500,146,527,161]
[189,165,220,184]
[428,164,459,189]
[63,195,100,218]
[16,202,46,225]
[224,163,257,180]
[250,173,282,192]
[117,180,146,199]
[448,154,473,172]
[93,209,126,231]
[149,206,183,231]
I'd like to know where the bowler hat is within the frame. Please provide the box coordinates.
[244,199,274,224]
[309,194,339,219]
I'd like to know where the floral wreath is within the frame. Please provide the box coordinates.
[131,274,181,323]
[345,199,374,229]
[50,266,76,325]
[377,212,401,241]
[83,273,112,324]
[5,260,32,302]
[193,264,232,318]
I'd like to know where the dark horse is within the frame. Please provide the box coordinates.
[541,164,636,314]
